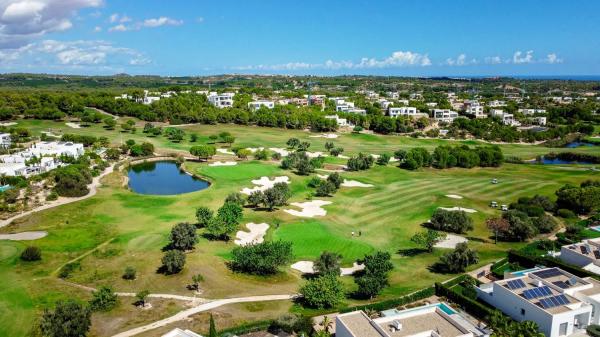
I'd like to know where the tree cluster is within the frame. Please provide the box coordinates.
[229,240,293,275]
[429,209,474,234]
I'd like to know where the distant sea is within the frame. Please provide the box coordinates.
[455,75,600,81]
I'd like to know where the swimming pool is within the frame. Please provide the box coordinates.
[511,267,542,277]
[590,226,600,232]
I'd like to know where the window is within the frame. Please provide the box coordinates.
[521,308,525,315]
[559,322,568,336]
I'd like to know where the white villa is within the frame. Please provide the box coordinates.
[207,92,235,108]
[559,239,600,275]
[325,115,350,127]
[466,105,486,118]
[248,100,275,110]
[433,109,460,123]
[336,302,484,337]
[490,109,519,126]
[0,141,84,177]
[388,107,419,118]
[477,267,600,337]
[0,133,11,149]
[488,100,506,107]
[519,108,547,115]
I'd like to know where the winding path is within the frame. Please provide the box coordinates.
[0,163,115,228]
[111,294,298,337]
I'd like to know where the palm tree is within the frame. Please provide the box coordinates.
[321,315,333,333]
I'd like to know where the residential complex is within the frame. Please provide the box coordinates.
[559,238,600,274]
[207,92,235,108]
[0,141,84,177]
[477,267,600,337]
[433,109,460,123]
[248,100,275,110]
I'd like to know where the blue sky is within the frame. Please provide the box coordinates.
[0,0,599,76]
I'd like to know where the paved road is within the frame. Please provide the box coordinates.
[111,294,297,337]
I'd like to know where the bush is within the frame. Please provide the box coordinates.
[53,164,92,197]
[327,172,343,189]
[315,181,336,197]
[89,285,118,311]
[40,300,91,337]
[161,250,186,274]
[45,191,59,201]
[59,262,80,279]
[587,325,600,337]
[557,208,577,219]
[307,176,322,188]
[300,274,345,308]
[122,266,136,280]
[229,241,293,275]
[429,209,473,234]
[347,153,374,171]
[20,246,41,261]
[533,214,558,234]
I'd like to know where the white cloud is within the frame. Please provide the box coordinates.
[108,24,128,32]
[484,56,503,64]
[545,53,563,64]
[109,13,118,23]
[93,26,101,33]
[445,54,476,66]
[233,51,432,72]
[513,50,534,64]
[143,17,183,28]
[0,0,103,48]
[0,39,150,69]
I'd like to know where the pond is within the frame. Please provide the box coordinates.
[128,161,209,195]
[564,141,598,148]
[536,157,595,165]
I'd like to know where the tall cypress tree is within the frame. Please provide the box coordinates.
[209,314,217,337]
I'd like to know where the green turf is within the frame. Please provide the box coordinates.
[1,119,600,336]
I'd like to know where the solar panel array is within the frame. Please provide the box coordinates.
[533,268,562,279]
[522,286,552,300]
[539,294,570,309]
[506,279,526,290]
[553,281,569,289]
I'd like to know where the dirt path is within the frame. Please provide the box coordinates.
[111,294,297,337]
[86,107,120,120]
[0,163,116,229]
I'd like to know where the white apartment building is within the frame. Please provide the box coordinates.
[388,107,418,118]
[433,109,460,123]
[466,105,486,118]
[247,100,275,111]
[0,133,11,149]
[379,99,392,110]
[533,116,547,126]
[325,115,350,127]
[207,92,235,108]
[387,91,400,99]
[0,141,84,177]
[397,99,410,106]
[488,100,506,107]
[560,239,600,275]
[336,302,483,337]
[519,108,547,115]
[477,267,600,337]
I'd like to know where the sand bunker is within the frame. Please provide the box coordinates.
[234,223,269,246]
[284,200,331,217]
[241,176,290,195]
[269,147,290,157]
[216,149,235,155]
[306,151,327,158]
[341,179,373,188]
[309,133,338,139]
[434,234,468,249]
[439,206,477,213]
[371,154,398,162]
[247,147,265,153]
[291,261,315,274]
[317,174,329,179]
[209,161,237,167]
[0,122,17,126]
[0,231,48,240]
[65,122,81,128]
[340,262,365,276]
[445,194,463,199]
[291,260,364,276]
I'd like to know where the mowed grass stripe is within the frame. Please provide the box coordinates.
[362,179,455,204]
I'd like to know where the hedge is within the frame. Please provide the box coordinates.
[490,258,509,278]
[434,280,496,321]
[217,320,273,336]
[339,286,435,313]
[587,325,600,337]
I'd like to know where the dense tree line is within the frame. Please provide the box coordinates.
[394,145,503,170]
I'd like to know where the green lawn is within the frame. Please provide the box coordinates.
[1,119,600,336]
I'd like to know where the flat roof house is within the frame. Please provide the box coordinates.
[433,109,460,124]
[560,239,600,275]
[207,92,235,108]
[477,267,600,337]
[0,133,11,149]
[248,100,275,110]
[336,302,482,337]
[325,115,350,127]
[388,107,423,118]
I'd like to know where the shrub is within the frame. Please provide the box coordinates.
[429,209,473,234]
[327,172,343,189]
[40,300,91,337]
[557,208,577,219]
[587,325,600,337]
[307,176,322,188]
[315,181,336,197]
[533,214,558,234]
[45,191,59,201]
[300,274,344,309]
[122,266,136,280]
[161,250,186,274]
[347,153,374,171]
[20,246,41,261]
[229,241,293,275]
[59,262,80,279]
[89,286,118,311]
[53,164,92,197]
[196,206,214,228]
